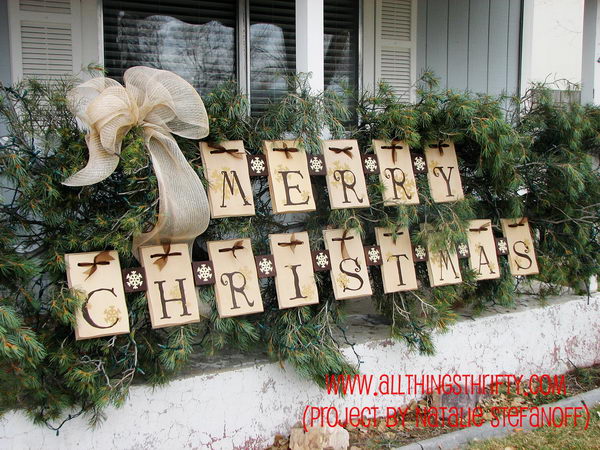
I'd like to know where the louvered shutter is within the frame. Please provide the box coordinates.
[102,0,237,95]
[374,0,416,101]
[7,0,82,81]
[249,0,296,113]
[324,0,359,95]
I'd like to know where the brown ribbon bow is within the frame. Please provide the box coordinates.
[332,229,354,259]
[381,140,403,164]
[328,146,353,158]
[430,141,450,155]
[508,218,527,228]
[273,142,299,159]
[383,228,405,244]
[277,234,304,252]
[78,250,115,280]
[150,243,182,270]
[208,142,243,159]
[219,240,245,259]
[469,222,490,232]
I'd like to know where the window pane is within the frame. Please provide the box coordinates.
[249,0,296,113]
[324,0,359,95]
[103,0,237,95]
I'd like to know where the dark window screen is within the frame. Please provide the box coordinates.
[249,0,296,113]
[324,0,359,95]
[103,0,237,95]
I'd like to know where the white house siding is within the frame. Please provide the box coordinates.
[0,0,10,87]
[417,0,522,95]
[530,0,584,85]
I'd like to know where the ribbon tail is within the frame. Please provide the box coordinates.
[132,129,210,259]
[63,131,120,186]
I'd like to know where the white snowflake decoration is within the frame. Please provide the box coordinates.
[457,243,469,257]
[414,245,427,260]
[258,258,274,275]
[497,239,508,254]
[309,157,324,172]
[367,247,381,263]
[196,264,213,282]
[413,156,426,171]
[315,252,329,269]
[364,156,378,172]
[126,270,144,290]
[250,157,266,174]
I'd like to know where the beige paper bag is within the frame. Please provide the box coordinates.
[373,140,419,206]
[207,238,264,317]
[263,140,316,214]
[323,228,372,300]
[139,243,201,328]
[65,250,130,340]
[500,218,539,276]
[424,140,464,203]
[467,219,501,280]
[375,227,419,293]
[200,140,255,217]
[322,139,370,210]
[269,232,319,308]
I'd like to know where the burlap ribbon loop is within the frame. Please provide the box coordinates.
[63,67,211,258]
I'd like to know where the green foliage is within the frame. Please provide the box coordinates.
[0,72,598,429]
[514,86,600,294]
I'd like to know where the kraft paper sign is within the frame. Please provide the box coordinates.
[65,250,130,340]
[467,219,500,280]
[424,140,464,203]
[500,218,539,276]
[322,139,370,210]
[323,228,373,300]
[200,141,255,218]
[139,243,201,329]
[375,227,418,293]
[269,232,319,308]
[263,140,316,214]
[373,140,419,206]
[207,238,264,317]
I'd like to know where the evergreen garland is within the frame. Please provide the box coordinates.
[0,72,598,428]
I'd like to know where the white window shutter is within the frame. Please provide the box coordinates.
[8,0,82,81]
[374,0,416,101]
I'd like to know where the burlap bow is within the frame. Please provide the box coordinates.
[63,66,211,258]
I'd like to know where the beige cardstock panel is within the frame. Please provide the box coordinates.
[263,140,316,214]
[467,219,501,281]
[207,238,264,318]
[424,141,465,203]
[375,227,418,293]
[500,218,540,276]
[200,140,255,218]
[269,232,319,309]
[323,228,373,300]
[373,140,419,206]
[322,139,370,210]
[65,251,130,340]
[139,243,201,329]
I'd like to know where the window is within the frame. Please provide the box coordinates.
[103,0,237,95]
[249,0,296,112]
[324,0,359,95]
[103,0,297,107]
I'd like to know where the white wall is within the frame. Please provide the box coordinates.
[530,0,585,86]
[1,293,599,449]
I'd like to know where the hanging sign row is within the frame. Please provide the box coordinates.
[65,219,538,340]
[201,139,464,217]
